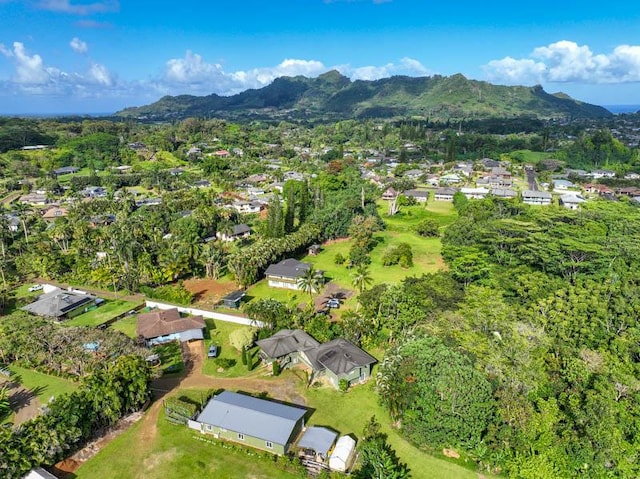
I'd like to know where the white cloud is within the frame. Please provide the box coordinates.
[158,52,432,96]
[0,43,13,57]
[0,41,116,96]
[70,37,88,54]
[484,40,640,85]
[37,0,119,15]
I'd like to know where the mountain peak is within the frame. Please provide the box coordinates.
[116,73,612,121]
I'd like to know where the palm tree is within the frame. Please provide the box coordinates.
[352,264,373,294]
[297,266,322,304]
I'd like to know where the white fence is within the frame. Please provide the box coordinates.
[144,300,263,328]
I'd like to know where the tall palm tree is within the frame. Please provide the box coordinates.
[352,264,373,294]
[297,266,322,304]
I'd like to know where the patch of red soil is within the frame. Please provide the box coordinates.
[182,278,238,307]
[322,237,350,247]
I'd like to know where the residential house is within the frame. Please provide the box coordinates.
[381,187,398,200]
[491,188,518,199]
[403,189,429,203]
[82,186,107,199]
[480,158,501,168]
[193,390,307,455]
[42,206,68,221]
[552,179,576,190]
[403,169,424,181]
[522,190,553,205]
[284,171,305,181]
[257,331,377,390]
[264,259,319,290]
[214,149,230,157]
[230,200,264,214]
[217,224,251,242]
[168,168,185,176]
[192,180,211,189]
[4,214,19,232]
[22,287,101,320]
[53,166,80,176]
[18,193,48,206]
[440,173,462,185]
[616,187,640,197]
[559,194,586,210]
[624,172,640,180]
[592,170,616,179]
[460,187,489,199]
[136,307,206,345]
[434,187,457,201]
[452,163,473,177]
[583,184,613,195]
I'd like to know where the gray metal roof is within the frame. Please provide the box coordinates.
[196,391,306,445]
[305,339,377,376]
[256,329,320,359]
[297,427,338,455]
[21,288,95,318]
[523,190,552,199]
[264,258,310,279]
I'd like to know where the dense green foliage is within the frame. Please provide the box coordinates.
[116,72,611,122]
[0,354,152,479]
[372,200,640,477]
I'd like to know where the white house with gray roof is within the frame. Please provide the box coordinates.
[194,390,307,455]
[522,190,553,205]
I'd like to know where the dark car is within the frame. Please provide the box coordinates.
[207,345,218,358]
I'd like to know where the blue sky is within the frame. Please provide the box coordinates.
[1,0,640,113]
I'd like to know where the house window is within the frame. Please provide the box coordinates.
[266,441,273,449]
[238,433,245,440]
[206,424,213,431]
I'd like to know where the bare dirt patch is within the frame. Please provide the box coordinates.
[183,278,238,308]
[313,281,354,312]
[0,377,41,426]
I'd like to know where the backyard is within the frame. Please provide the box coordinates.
[64,299,142,328]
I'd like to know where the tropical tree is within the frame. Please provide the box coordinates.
[352,264,373,294]
[297,266,322,303]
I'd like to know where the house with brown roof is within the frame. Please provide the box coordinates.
[136,307,206,345]
[42,206,68,221]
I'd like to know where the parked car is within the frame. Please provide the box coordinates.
[207,345,218,358]
[326,298,341,309]
[28,284,43,292]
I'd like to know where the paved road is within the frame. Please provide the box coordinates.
[525,168,539,191]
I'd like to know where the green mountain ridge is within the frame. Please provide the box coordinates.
[116,71,612,121]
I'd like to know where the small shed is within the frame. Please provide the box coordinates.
[222,290,246,309]
[308,244,321,256]
[329,435,356,472]
[297,426,338,461]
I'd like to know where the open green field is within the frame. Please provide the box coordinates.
[244,280,305,309]
[507,149,554,164]
[73,409,305,479]
[64,299,141,328]
[7,365,77,403]
[75,381,488,479]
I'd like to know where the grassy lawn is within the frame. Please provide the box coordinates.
[244,280,305,309]
[109,314,139,338]
[304,381,489,479]
[64,299,141,328]
[74,408,304,479]
[7,365,77,403]
[201,319,261,378]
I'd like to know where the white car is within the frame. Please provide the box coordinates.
[28,284,43,292]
